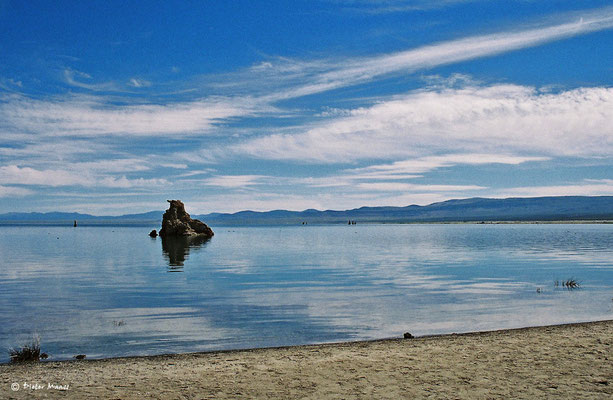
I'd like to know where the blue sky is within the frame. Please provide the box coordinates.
[1,0,612,215]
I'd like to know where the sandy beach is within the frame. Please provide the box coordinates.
[1,320,611,399]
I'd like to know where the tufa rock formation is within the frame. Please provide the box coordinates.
[158,200,214,238]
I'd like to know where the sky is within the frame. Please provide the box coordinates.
[1,0,612,215]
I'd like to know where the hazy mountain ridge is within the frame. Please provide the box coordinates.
[201,196,613,225]
[1,196,611,226]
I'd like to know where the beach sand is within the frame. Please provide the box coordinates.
[1,320,611,399]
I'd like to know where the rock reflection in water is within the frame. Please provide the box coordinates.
[161,235,211,270]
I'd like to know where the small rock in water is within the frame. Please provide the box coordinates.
[40,353,48,359]
[149,229,158,237]
[74,354,86,360]
[403,332,414,339]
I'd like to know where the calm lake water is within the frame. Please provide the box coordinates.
[1,223,612,362]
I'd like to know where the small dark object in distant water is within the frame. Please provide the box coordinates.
[562,279,580,289]
[40,352,48,359]
[73,220,77,227]
[74,354,86,360]
[403,332,414,339]
[149,229,158,237]
[536,287,542,293]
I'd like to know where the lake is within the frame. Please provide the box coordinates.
[1,223,612,362]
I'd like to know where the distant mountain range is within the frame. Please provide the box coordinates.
[1,196,612,226]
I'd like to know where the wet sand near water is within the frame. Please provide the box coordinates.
[1,320,612,399]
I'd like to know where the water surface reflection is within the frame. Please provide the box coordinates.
[161,235,211,269]
[0,224,611,362]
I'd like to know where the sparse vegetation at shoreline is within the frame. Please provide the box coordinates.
[8,336,42,363]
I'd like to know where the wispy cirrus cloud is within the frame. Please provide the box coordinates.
[223,7,613,100]
[331,0,480,14]
[3,7,613,142]
[345,154,549,177]
[0,139,109,160]
[293,153,544,189]
[128,78,152,88]
[63,69,120,92]
[178,153,535,195]
[1,6,612,210]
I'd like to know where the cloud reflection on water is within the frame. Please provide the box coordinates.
[0,224,612,362]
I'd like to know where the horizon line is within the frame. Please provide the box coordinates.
[1,194,611,218]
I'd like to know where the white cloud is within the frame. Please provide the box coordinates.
[64,69,119,91]
[128,78,152,88]
[0,94,263,137]
[0,165,90,187]
[334,0,481,14]
[97,176,168,189]
[2,7,613,213]
[201,175,270,188]
[0,185,33,198]
[497,179,613,198]
[174,169,216,178]
[71,159,151,173]
[4,8,612,144]
[0,139,109,160]
[0,165,167,188]
[160,163,189,169]
[291,153,542,190]
[355,182,485,192]
[234,85,613,162]
[346,154,549,177]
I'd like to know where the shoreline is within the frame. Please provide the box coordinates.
[2,320,611,399]
[2,319,609,366]
[1,219,612,227]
